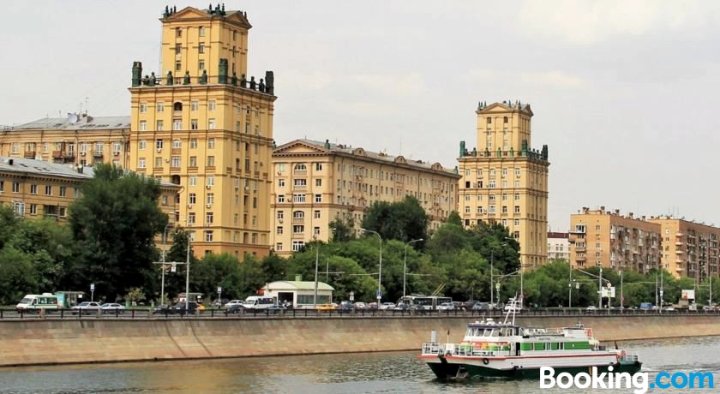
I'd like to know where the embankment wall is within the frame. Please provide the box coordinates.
[1,315,718,367]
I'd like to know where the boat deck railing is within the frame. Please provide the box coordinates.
[421,342,508,358]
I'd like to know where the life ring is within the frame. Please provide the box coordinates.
[482,358,490,365]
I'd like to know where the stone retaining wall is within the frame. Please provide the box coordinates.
[1,314,718,367]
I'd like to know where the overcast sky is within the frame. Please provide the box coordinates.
[2,0,720,231]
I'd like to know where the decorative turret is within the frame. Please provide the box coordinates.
[459,141,466,157]
[265,71,274,95]
[131,62,142,87]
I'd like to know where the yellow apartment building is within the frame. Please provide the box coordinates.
[648,216,720,279]
[0,115,131,168]
[568,207,661,272]
[457,101,550,270]
[0,157,179,224]
[127,6,276,257]
[271,139,460,255]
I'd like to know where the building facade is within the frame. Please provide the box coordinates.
[271,139,460,255]
[127,6,276,257]
[648,216,720,279]
[547,232,569,261]
[0,115,131,168]
[457,101,550,270]
[0,157,179,224]
[568,207,661,272]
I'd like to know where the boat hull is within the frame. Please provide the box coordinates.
[427,358,642,380]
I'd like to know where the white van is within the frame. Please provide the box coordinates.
[242,296,276,310]
[16,293,60,313]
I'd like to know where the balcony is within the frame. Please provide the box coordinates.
[292,217,304,225]
[52,151,63,159]
[24,151,36,159]
[93,151,103,158]
[675,250,684,254]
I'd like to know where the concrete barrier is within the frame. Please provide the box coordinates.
[1,315,719,367]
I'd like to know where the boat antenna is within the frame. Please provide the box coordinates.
[502,293,518,325]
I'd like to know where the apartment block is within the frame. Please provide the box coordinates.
[457,101,550,270]
[127,6,276,257]
[569,207,661,272]
[0,115,130,168]
[271,139,460,255]
[547,232,569,261]
[648,216,720,279]
[0,157,179,224]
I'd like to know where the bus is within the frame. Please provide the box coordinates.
[397,295,453,310]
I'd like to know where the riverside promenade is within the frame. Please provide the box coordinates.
[2,313,719,367]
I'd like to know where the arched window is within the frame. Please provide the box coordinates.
[171,175,181,185]
[173,102,183,112]
[293,210,304,219]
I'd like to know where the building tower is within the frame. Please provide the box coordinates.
[457,101,549,270]
[128,5,276,257]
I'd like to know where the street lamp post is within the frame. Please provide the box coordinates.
[185,232,191,314]
[362,229,383,305]
[568,262,573,308]
[313,240,319,308]
[490,249,494,307]
[403,238,423,298]
[504,236,522,306]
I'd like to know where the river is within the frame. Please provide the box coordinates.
[1,336,719,393]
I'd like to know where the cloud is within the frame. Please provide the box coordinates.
[464,68,587,89]
[517,0,719,45]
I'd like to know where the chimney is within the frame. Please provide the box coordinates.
[7,159,13,166]
[615,209,620,215]
[629,212,634,218]
[600,205,605,212]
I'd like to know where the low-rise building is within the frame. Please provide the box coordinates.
[270,139,460,255]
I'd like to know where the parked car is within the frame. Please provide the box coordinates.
[224,299,243,309]
[100,303,125,314]
[317,303,336,312]
[71,301,102,314]
[154,301,202,315]
[393,303,411,311]
[437,302,455,311]
[471,302,491,311]
[353,302,367,310]
[338,301,354,312]
[586,306,598,312]
[226,303,245,314]
[379,302,396,310]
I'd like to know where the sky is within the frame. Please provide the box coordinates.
[2,0,720,231]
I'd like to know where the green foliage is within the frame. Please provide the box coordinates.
[68,163,168,301]
[329,214,355,242]
[362,196,428,243]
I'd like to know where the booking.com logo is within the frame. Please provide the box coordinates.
[540,366,715,394]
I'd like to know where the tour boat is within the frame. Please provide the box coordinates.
[419,298,642,380]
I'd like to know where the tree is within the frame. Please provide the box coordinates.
[362,196,428,243]
[68,163,168,301]
[329,214,355,242]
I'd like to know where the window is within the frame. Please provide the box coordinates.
[315,179,322,187]
[207,138,215,149]
[30,204,37,215]
[514,219,520,226]
[502,206,508,214]
[293,194,306,203]
[206,176,215,187]
[156,120,164,131]
[176,28,182,38]
[30,184,38,194]
[191,119,198,130]
[12,182,20,193]
[199,26,205,37]
[278,179,285,187]
[139,140,147,150]
[190,139,198,149]
[157,102,164,112]
[208,119,216,129]
[514,206,520,214]
[189,176,197,186]
[315,163,323,171]
[293,225,304,234]
[189,193,197,204]
[208,100,216,111]
[206,193,214,205]
[191,101,199,111]
[172,139,181,149]
[207,156,215,167]
[188,212,196,225]
[171,156,181,167]
[45,185,52,195]
[294,163,307,172]
[59,186,66,197]
[139,120,147,131]
[0,180,4,192]
[199,60,205,70]
[154,157,163,168]
[314,194,322,203]
[292,241,305,252]
[293,211,304,219]
[276,226,283,234]
[138,158,146,168]
[276,243,283,251]
[173,119,182,130]
[206,212,214,224]
[464,206,470,214]
[294,179,307,187]
[204,230,214,242]
[277,211,284,220]
[175,61,182,71]
[155,139,164,150]
[198,43,205,54]
[314,227,320,236]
